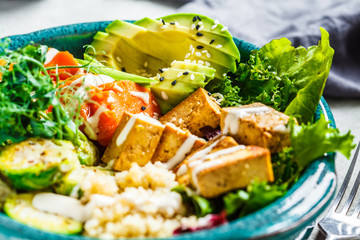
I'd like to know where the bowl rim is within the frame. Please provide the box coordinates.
[0,21,337,240]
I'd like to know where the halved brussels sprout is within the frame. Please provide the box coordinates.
[0,138,80,190]
[4,193,83,234]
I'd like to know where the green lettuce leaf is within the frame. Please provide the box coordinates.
[290,114,355,171]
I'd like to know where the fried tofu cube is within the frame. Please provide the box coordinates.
[102,112,164,171]
[175,135,238,186]
[220,102,291,153]
[151,123,206,169]
[188,145,273,198]
[159,88,221,137]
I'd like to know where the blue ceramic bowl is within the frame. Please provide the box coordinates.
[0,22,337,240]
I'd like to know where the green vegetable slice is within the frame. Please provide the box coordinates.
[0,138,80,190]
[4,193,82,235]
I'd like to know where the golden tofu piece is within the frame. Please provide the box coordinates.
[159,88,221,137]
[102,112,164,171]
[188,145,273,198]
[175,135,238,185]
[220,102,291,153]
[151,123,206,169]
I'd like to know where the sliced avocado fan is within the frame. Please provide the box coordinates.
[90,13,240,112]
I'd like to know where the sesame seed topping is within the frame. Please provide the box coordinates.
[214,19,219,25]
[175,21,179,26]
[171,80,177,85]
[183,71,189,75]
[191,24,196,30]
[196,32,203,37]
[210,39,215,44]
[141,106,146,111]
[161,25,168,29]
[191,60,197,64]
[171,60,176,65]
[161,91,169,100]
[170,22,175,25]
[156,73,161,79]
[152,100,158,106]
[190,74,195,80]
[177,72,183,77]
[198,21,203,26]
[216,44,223,48]
[195,52,202,57]
[196,25,200,30]
[191,48,195,55]
[189,45,194,51]
[207,92,211,96]
[185,53,190,59]
[159,68,164,73]
[116,56,122,63]
[206,52,211,58]
[197,45,204,49]
[221,26,228,32]
[211,24,217,30]
[193,16,197,22]
[161,19,165,25]
[184,59,191,63]
[198,25,204,31]
[198,60,204,65]
[202,50,208,53]
[205,61,210,67]
[159,76,164,81]
[144,61,148,67]
[121,67,126,72]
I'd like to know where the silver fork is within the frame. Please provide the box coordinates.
[318,141,360,240]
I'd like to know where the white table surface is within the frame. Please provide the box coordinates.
[1,0,359,239]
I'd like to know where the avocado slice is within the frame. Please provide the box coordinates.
[0,138,80,191]
[4,193,83,235]
[90,14,240,113]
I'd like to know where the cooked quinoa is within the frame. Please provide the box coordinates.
[81,162,191,239]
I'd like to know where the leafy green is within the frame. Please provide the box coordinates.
[223,181,286,219]
[218,28,334,123]
[172,185,217,217]
[289,115,354,171]
[0,41,88,155]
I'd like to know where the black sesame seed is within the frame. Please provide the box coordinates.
[159,68,164,73]
[141,106,146,111]
[210,39,215,44]
[183,71,189,75]
[161,19,165,25]
[196,32,203,37]
[207,92,211,96]
[121,67,126,72]
[196,25,200,30]
[171,80,177,85]
[159,76,164,81]
[197,45,204,49]
[192,16,197,22]
[197,16,201,21]
[170,22,175,25]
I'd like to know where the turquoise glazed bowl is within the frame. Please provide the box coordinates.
[0,22,337,240]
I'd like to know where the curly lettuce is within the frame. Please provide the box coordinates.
[217,28,334,124]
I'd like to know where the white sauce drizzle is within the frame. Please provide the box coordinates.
[223,106,271,135]
[129,91,150,105]
[116,114,163,146]
[69,74,115,99]
[83,104,109,140]
[32,193,86,222]
[165,134,199,170]
[44,48,59,65]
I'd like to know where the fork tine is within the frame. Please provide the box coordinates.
[340,167,360,215]
[330,141,360,213]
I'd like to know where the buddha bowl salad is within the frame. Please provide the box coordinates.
[0,13,355,239]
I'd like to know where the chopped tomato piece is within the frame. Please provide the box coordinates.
[44,50,83,81]
[63,75,161,146]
